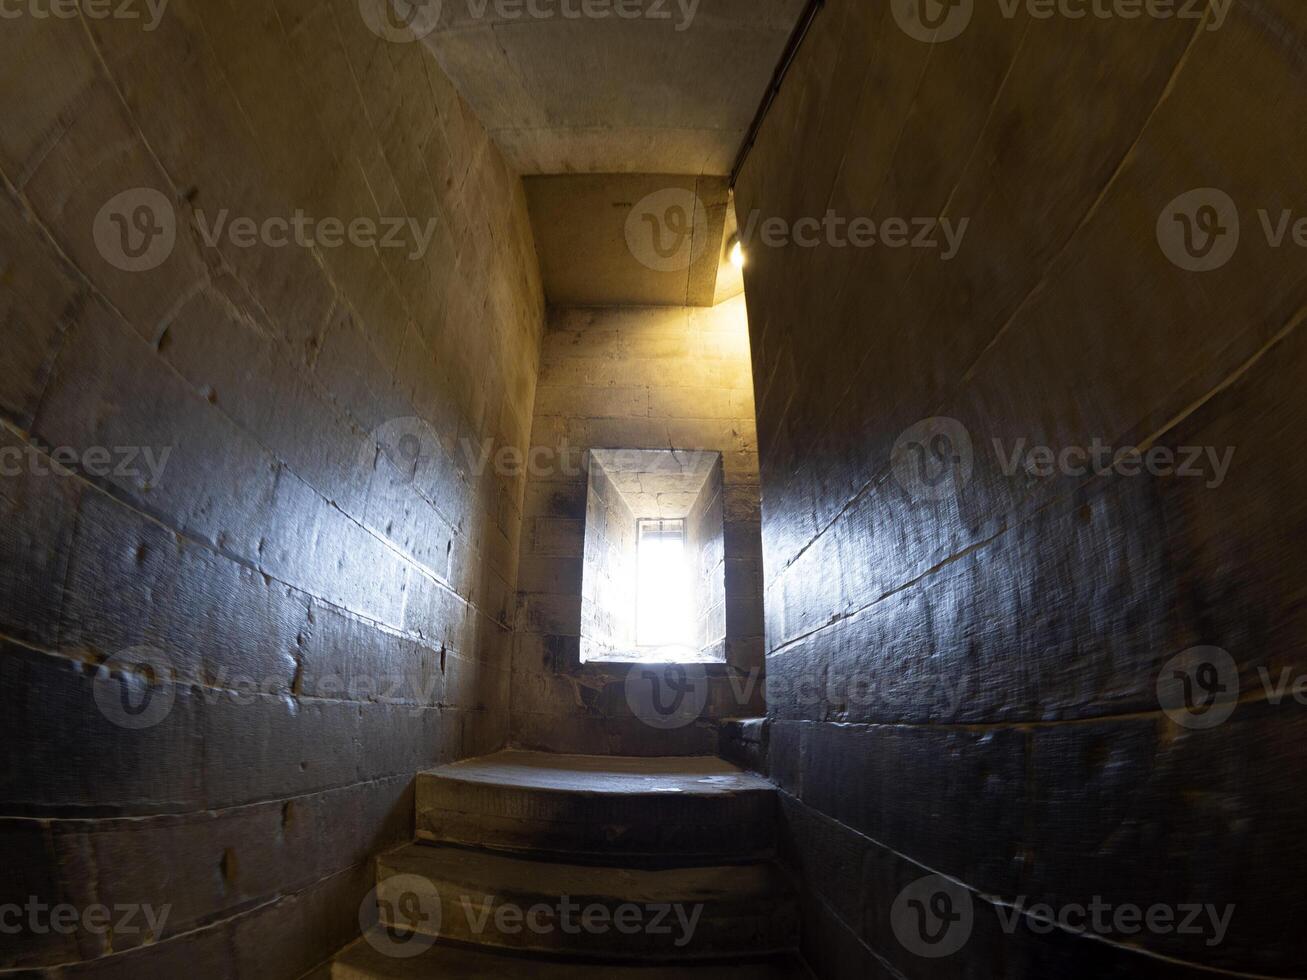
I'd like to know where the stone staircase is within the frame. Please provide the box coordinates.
[330,750,811,977]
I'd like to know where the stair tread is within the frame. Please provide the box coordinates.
[332,936,814,978]
[381,842,791,901]
[420,750,772,797]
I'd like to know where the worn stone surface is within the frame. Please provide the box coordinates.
[415,749,777,860]
[733,0,1307,974]
[331,749,802,973]
[716,717,768,776]
[580,452,640,658]
[0,1,544,975]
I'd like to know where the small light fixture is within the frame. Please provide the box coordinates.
[729,236,745,270]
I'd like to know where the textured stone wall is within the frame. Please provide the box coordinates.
[735,0,1307,976]
[512,297,766,755]
[686,457,727,656]
[579,456,638,660]
[0,0,543,976]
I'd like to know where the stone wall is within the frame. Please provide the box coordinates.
[512,298,766,755]
[580,455,638,660]
[734,0,1307,976]
[686,456,727,657]
[0,0,543,976]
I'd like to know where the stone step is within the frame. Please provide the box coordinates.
[416,750,777,862]
[331,934,815,978]
[373,843,799,960]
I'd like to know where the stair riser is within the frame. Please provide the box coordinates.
[331,934,816,978]
[417,778,777,860]
[375,867,798,959]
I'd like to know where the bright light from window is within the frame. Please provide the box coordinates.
[729,238,745,269]
[636,519,692,651]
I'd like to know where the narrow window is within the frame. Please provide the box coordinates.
[635,518,691,650]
